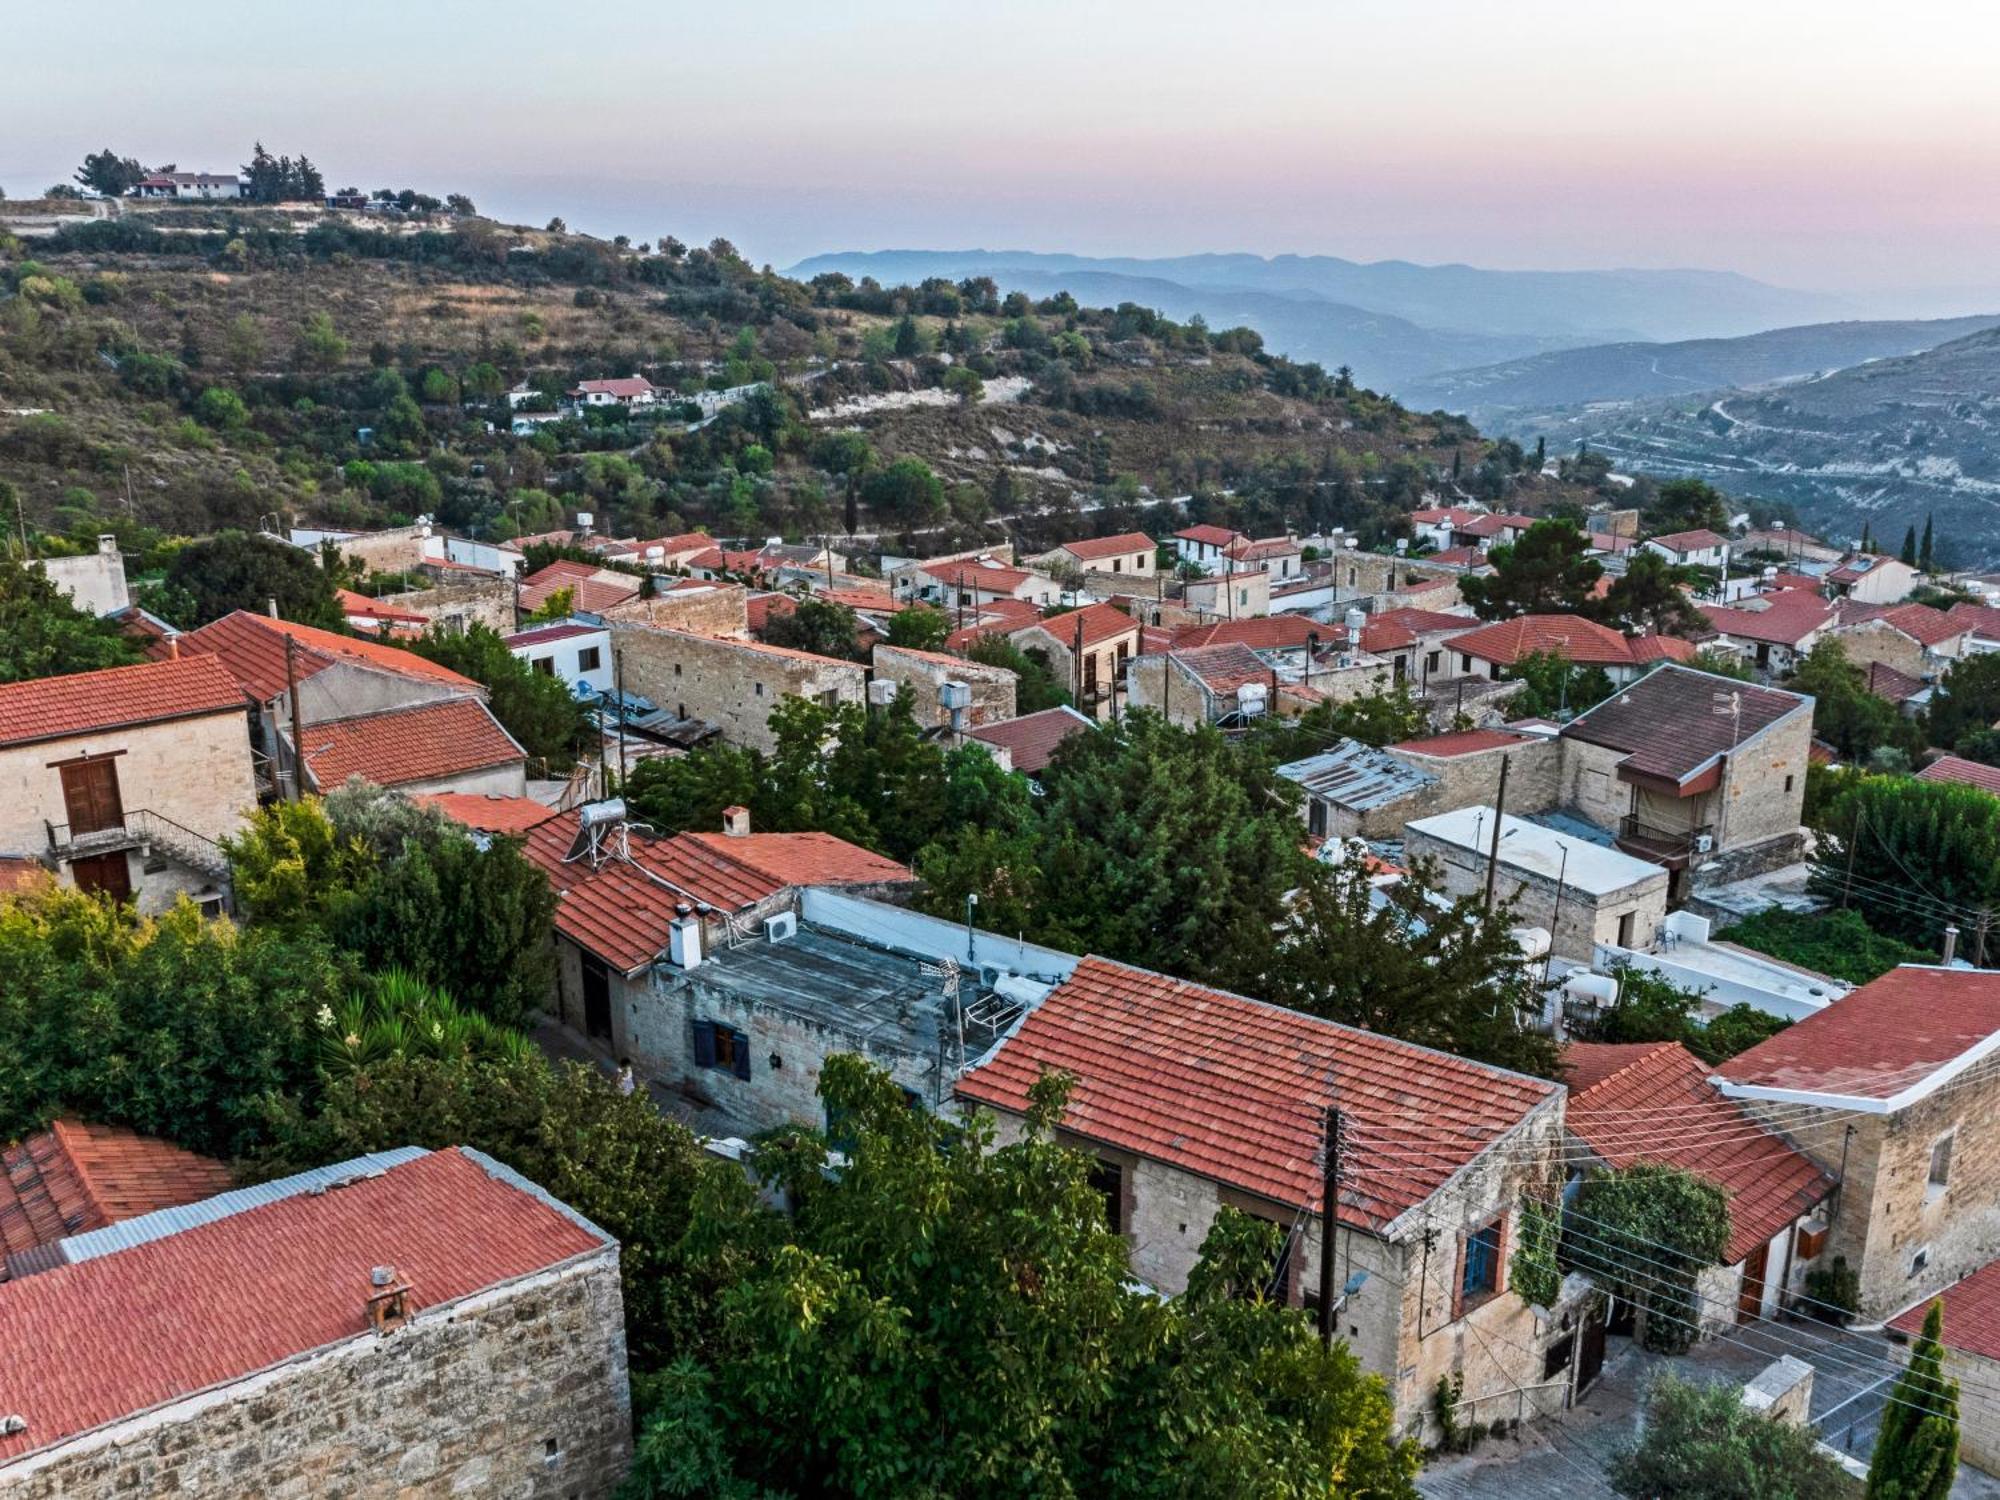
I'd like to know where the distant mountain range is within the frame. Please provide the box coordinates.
[1400,313,2000,423]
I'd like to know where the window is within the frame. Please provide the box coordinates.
[1929,1134,1954,1197]
[1460,1219,1503,1307]
[532,656,555,676]
[692,1019,752,1080]
[1427,650,1441,674]
[1911,1245,1932,1277]
[754,682,765,697]
[1617,911,1636,948]
[1112,559,1123,573]
[1784,774,1795,794]
[577,646,602,672]
[1348,567,1357,586]
[1237,589,1249,608]
[1460,654,1474,673]
[674,662,683,677]
[1088,1159,1125,1234]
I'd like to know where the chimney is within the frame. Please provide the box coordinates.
[1943,925,1960,966]
[266,596,280,619]
[668,902,703,969]
[721,805,750,838]
[97,533,117,556]
[166,633,180,660]
[366,1264,412,1334]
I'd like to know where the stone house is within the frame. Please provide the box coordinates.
[0,1146,630,1499]
[522,805,915,1063]
[1182,567,1271,619]
[1029,532,1156,584]
[1890,1258,2000,1476]
[608,624,866,754]
[1007,603,1141,720]
[1442,613,1696,691]
[1225,535,1306,581]
[1124,639,1398,730]
[1562,1041,1833,1339]
[1385,728,1561,821]
[0,655,253,913]
[599,580,751,637]
[956,955,1574,1441]
[34,535,129,617]
[1404,806,1670,962]
[1831,602,1971,681]
[871,642,1016,730]
[289,696,528,798]
[1717,966,2000,1322]
[373,574,519,634]
[1700,591,1836,679]
[1277,740,1439,841]
[964,706,1097,778]
[518,559,642,616]
[894,554,1062,611]
[1557,665,1813,884]
[0,1118,234,1275]
[1375,605,1484,691]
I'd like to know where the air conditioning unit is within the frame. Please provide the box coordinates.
[1693,834,1715,855]
[867,679,898,707]
[764,911,798,943]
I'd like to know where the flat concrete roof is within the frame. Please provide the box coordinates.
[1406,806,1666,897]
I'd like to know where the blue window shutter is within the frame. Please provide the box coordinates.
[732,1029,752,1080]
[692,1019,716,1068]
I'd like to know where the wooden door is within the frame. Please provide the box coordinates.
[1576,1304,1607,1395]
[71,851,132,903]
[59,757,124,837]
[581,954,612,1042]
[1737,1241,1769,1324]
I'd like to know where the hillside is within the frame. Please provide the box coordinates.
[1508,327,2000,561]
[790,248,1852,346]
[0,205,1617,565]
[1399,312,2000,420]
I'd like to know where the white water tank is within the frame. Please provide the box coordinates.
[1563,971,1619,1009]
[1344,607,1368,638]
[1236,681,1269,716]
[576,511,595,530]
[939,681,973,711]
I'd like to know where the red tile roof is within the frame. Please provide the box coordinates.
[1917,755,2000,796]
[1170,615,1321,651]
[1455,512,1534,539]
[1867,661,1927,704]
[522,814,911,973]
[296,698,524,791]
[417,793,559,835]
[1718,966,2000,1104]
[967,706,1096,774]
[1410,505,1485,526]
[0,655,246,750]
[502,621,604,648]
[571,375,655,399]
[0,1121,233,1278]
[1016,602,1138,651]
[1646,528,1729,553]
[335,588,428,625]
[517,564,639,615]
[1561,664,1808,786]
[957,956,1558,1228]
[603,532,712,562]
[1891,1256,2000,1359]
[1872,603,1968,648]
[1055,532,1154,562]
[1562,1042,1832,1265]
[1702,592,1836,648]
[923,558,1036,593]
[745,592,796,634]
[1375,606,1481,636]
[1427,546,1487,568]
[1945,602,2000,641]
[0,1148,605,1464]
[1389,728,1529,758]
[1226,536,1301,561]
[180,611,477,704]
[1626,633,1698,664]
[1175,524,1246,548]
[1444,613,1636,667]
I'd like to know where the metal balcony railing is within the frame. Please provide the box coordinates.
[46,809,232,882]
[1616,815,1715,861]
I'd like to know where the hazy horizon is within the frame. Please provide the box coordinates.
[9,0,2000,313]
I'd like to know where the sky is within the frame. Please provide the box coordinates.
[7,0,1999,306]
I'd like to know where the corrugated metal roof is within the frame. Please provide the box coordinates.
[1277,741,1437,811]
[48,1148,429,1269]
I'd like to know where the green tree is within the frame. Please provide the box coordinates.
[884,602,951,651]
[861,457,945,529]
[1866,1299,1960,1499]
[966,634,1072,712]
[623,742,764,837]
[1600,548,1710,636]
[296,310,348,370]
[410,623,589,767]
[1692,646,1752,681]
[626,1058,1419,1498]
[1567,1165,1731,1354]
[1645,478,1731,537]
[1720,906,1930,985]
[942,365,984,405]
[811,431,873,537]
[1787,640,1919,764]
[161,530,344,630]
[193,385,250,429]
[1926,653,2000,755]
[891,314,923,357]
[758,597,865,661]
[1611,1373,1850,1499]
[74,148,145,197]
[0,555,142,683]
[1921,514,1936,573]
[1503,648,1614,720]
[1263,855,1559,1077]
[1251,683,1428,757]
[1811,774,1998,952]
[1901,526,1920,567]
[1458,519,1604,620]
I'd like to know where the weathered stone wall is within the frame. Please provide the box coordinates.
[601,583,750,638]
[1010,621,1140,721]
[1715,707,1812,854]
[1946,1348,2000,1478]
[1389,739,1561,822]
[1184,570,1271,619]
[1,1252,631,1500]
[37,547,129,615]
[292,662,470,727]
[1831,621,1925,679]
[389,760,528,799]
[330,524,433,576]
[381,576,517,634]
[609,625,866,754]
[1556,736,1634,835]
[872,643,1017,729]
[1407,822,1668,960]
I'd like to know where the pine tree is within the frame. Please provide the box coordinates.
[1921,513,1936,572]
[1861,522,1874,553]
[1901,526,1919,566]
[1865,1299,1959,1499]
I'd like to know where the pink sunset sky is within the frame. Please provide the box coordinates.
[7,0,1997,302]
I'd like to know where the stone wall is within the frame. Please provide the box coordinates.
[872,643,1016,729]
[37,545,129,616]
[1714,707,1813,854]
[1,1252,631,1500]
[1831,622,1925,680]
[1407,822,1669,960]
[609,625,866,754]
[293,662,470,727]
[1946,1348,2000,1478]
[329,524,433,576]
[1389,738,1561,822]
[381,577,517,634]
[601,583,750,638]
[1557,737,1634,836]
[1011,620,1141,721]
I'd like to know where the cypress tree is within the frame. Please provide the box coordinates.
[1866,1299,1960,1499]
[1921,513,1936,572]
[1901,526,1919,566]
[1862,522,1874,553]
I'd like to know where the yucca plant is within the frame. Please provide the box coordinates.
[315,968,527,1078]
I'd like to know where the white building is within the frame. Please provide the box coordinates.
[504,620,613,696]
[35,534,130,616]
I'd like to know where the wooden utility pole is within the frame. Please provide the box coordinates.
[1317,1105,1342,1348]
[1483,755,1511,911]
[283,633,307,803]
[613,647,629,788]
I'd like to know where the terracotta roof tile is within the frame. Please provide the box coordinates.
[1945,603,2000,641]
[335,588,428,625]
[180,611,477,703]
[1646,529,1729,553]
[1389,728,1530,758]
[1867,661,1927,704]
[1917,755,2000,796]
[1443,613,1635,667]
[416,793,559,835]
[1055,532,1154,562]
[923,558,1036,593]
[0,656,246,750]
[1561,663,1807,785]
[517,564,639,615]
[1891,1257,2000,1359]
[295,698,523,791]
[967,706,1097,773]
[1174,524,1246,548]
[0,1121,233,1277]
[958,956,1558,1227]
[1702,592,1836,648]
[0,1148,605,1463]
[1718,966,2000,1103]
[1872,603,1968,648]
[1427,545,1487,567]
[1375,606,1482,635]
[1563,1042,1832,1264]
[1016,602,1138,651]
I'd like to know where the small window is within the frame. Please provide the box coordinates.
[754,682,765,697]
[1461,654,1474,673]
[1911,1245,1932,1277]
[692,1019,752,1080]
[1460,1219,1503,1306]
[1784,774,1795,794]
[577,646,602,672]
[1617,911,1636,948]
[1929,1134,1954,1194]
[1112,559,1122,573]
[532,656,555,676]
[1426,650,1441,673]
[1088,1159,1124,1235]
[674,662,683,677]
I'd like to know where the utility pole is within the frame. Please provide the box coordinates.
[1841,816,1863,909]
[1483,755,1511,911]
[1976,909,1992,970]
[613,647,629,788]
[1317,1105,1342,1348]
[283,633,306,803]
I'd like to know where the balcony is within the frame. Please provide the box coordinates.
[1615,815,1715,869]
[46,809,232,882]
